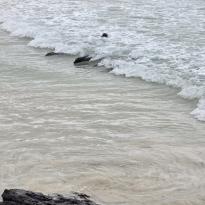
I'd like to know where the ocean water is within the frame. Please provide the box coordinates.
[0,0,205,121]
[0,28,205,205]
[0,1,205,205]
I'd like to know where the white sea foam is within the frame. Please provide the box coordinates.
[0,0,205,121]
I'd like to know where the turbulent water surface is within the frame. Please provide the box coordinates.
[0,0,205,205]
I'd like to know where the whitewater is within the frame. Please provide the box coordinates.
[0,0,205,121]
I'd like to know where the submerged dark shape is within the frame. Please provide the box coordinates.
[74,55,92,64]
[0,189,100,205]
[45,52,64,56]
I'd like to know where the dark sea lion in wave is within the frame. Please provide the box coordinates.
[45,52,64,56]
[73,55,92,64]
[73,33,108,65]
[101,33,108,38]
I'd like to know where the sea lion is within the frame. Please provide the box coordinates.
[73,55,92,64]
[101,33,108,38]
[45,52,64,56]
[73,33,108,64]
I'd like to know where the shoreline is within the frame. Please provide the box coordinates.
[0,27,202,123]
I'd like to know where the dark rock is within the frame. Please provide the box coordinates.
[0,189,100,205]
[45,52,64,56]
[73,56,92,65]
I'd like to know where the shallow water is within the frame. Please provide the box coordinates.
[0,30,205,204]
